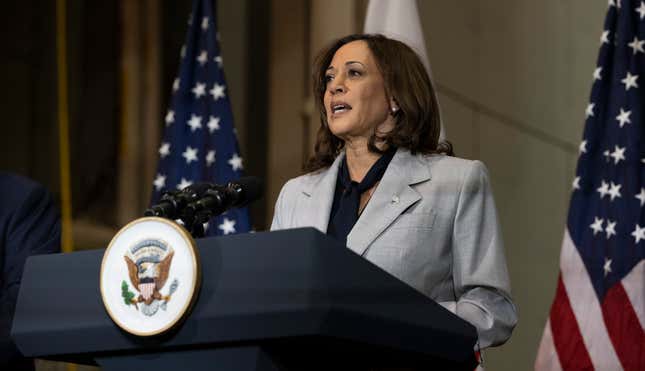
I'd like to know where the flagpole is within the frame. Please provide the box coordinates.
[55,0,74,255]
[56,3,77,371]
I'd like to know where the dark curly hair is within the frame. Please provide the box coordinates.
[305,33,453,172]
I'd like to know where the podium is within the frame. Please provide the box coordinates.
[11,228,478,370]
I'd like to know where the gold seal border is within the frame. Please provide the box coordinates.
[99,216,202,337]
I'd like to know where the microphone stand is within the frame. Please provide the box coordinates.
[144,201,210,239]
[180,209,212,239]
[188,222,205,239]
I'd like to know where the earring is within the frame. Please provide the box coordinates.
[391,106,399,115]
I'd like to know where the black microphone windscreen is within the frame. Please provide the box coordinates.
[182,182,212,195]
[235,176,263,204]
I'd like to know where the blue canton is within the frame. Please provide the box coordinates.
[151,0,250,237]
[569,0,645,300]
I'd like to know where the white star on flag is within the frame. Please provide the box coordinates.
[603,149,611,162]
[228,153,243,171]
[187,114,203,132]
[206,150,216,166]
[172,78,180,92]
[628,36,645,54]
[635,188,645,206]
[579,140,588,153]
[165,110,175,125]
[207,116,220,133]
[180,45,186,58]
[608,182,622,201]
[201,16,209,31]
[615,108,632,127]
[192,82,207,98]
[590,217,604,235]
[637,1,645,20]
[210,83,226,101]
[621,71,639,91]
[572,176,581,190]
[603,257,612,276]
[597,180,610,199]
[631,224,645,243]
[605,220,617,239]
[153,174,166,191]
[585,103,595,118]
[214,55,223,67]
[609,145,626,164]
[177,177,193,190]
[159,142,171,158]
[182,146,198,164]
[218,217,236,235]
[593,67,602,81]
[197,50,208,66]
[601,30,610,44]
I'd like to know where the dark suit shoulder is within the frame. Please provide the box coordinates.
[0,173,60,254]
[0,173,48,212]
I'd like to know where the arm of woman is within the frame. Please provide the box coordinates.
[270,179,291,231]
[449,160,517,349]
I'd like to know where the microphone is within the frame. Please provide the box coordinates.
[183,176,263,219]
[144,182,212,219]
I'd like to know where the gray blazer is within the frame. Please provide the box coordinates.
[270,149,517,348]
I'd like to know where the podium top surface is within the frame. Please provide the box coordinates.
[12,227,476,364]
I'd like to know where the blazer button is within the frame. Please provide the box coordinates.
[391,195,399,203]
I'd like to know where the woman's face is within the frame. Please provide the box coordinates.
[323,40,395,144]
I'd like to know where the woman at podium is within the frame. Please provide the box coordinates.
[270,34,517,349]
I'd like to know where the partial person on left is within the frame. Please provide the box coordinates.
[0,173,61,371]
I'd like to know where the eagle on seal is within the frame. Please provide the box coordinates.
[124,249,174,306]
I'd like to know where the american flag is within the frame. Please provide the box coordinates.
[535,1,644,370]
[150,0,250,237]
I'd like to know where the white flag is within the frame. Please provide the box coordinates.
[364,0,445,141]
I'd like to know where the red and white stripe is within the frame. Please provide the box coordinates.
[535,229,645,370]
[139,282,155,301]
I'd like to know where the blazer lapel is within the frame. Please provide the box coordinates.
[346,149,431,256]
[299,153,343,233]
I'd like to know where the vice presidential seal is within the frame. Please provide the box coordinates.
[100,217,201,336]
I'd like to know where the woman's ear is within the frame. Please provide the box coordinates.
[389,98,399,115]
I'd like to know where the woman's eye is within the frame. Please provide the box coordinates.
[325,74,334,83]
[349,69,362,77]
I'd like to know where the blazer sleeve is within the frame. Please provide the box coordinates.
[450,160,517,348]
[270,180,290,231]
